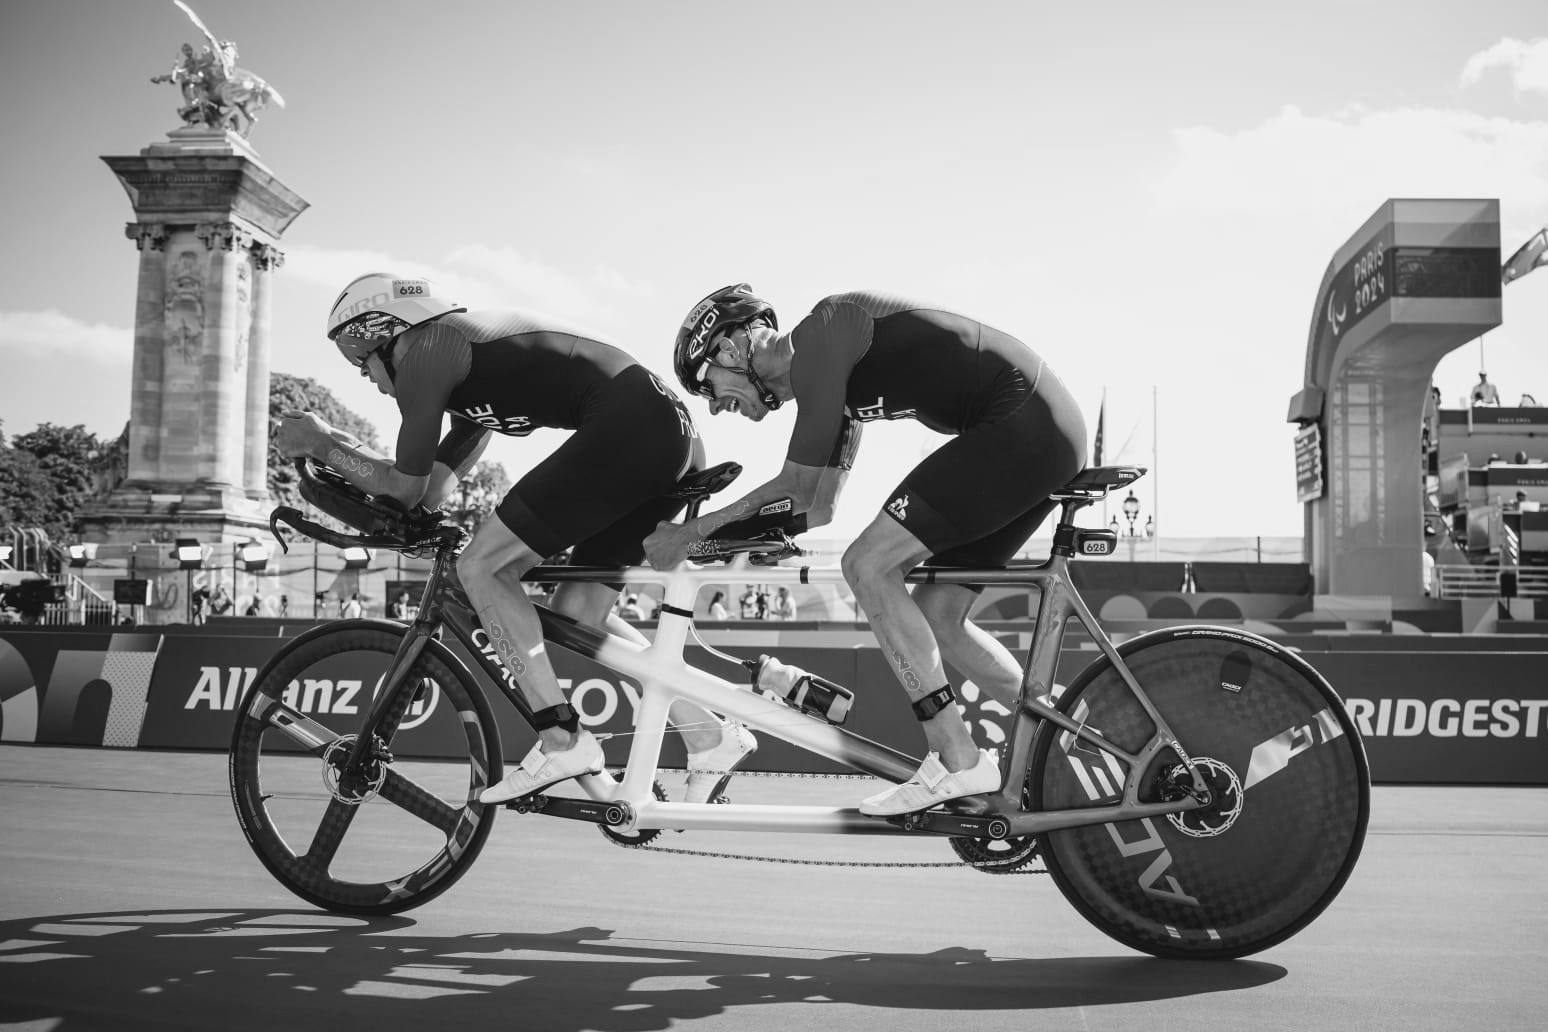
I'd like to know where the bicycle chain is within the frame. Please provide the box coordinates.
[606,767,1048,875]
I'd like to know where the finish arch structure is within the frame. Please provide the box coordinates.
[1288,199,1500,599]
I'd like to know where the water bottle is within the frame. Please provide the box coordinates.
[753,655,854,725]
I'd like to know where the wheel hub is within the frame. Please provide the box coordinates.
[1165,757,1243,838]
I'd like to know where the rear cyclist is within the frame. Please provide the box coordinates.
[276,272,756,805]
[646,286,1086,816]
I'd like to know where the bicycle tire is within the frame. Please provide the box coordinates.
[1029,625,1369,959]
[229,619,503,915]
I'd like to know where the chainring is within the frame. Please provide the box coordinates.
[600,775,669,847]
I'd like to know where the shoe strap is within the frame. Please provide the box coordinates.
[915,753,949,789]
[519,742,549,776]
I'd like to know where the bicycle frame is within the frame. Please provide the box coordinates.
[355,532,1207,842]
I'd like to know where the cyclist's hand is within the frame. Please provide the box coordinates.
[644,520,692,570]
[275,411,331,458]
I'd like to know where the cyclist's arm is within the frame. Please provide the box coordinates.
[693,311,866,539]
[313,326,469,508]
[423,417,492,509]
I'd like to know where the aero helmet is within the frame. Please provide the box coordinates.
[673,283,777,400]
[326,272,465,366]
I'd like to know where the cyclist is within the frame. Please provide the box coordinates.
[276,272,757,805]
[646,285,1086,816]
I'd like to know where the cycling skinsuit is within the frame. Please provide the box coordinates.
[786,291,1087,566]
[389,310,704,564]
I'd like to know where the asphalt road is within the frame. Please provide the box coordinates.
[1,745,1544,1032]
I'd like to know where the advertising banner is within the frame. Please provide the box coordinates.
[3,627,1545,786]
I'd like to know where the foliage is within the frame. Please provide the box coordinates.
[267,372,383,511]
[451,460,512,531]
[0,429,55,531]
[0,420,118,541]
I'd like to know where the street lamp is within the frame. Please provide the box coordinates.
[173,538,203,624]
[0,545,12,566]
[67,543,98,567]
[1111,490,1155,560]
[340,546,372,570]
[237,540,269,572]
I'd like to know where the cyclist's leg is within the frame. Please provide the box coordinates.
[914,498,1062,711]
[457,514,586,753]
[538,367,740,757]
[850,379,1084,808]
[843,515,983,770]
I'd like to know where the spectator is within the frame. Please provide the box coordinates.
[1471,371,1500,406]
[707,590,729,621]
[209,585,233,617]
[1514,450,1529,465]
[390,590,413,620]
[755,589,769,620]
[243,599,260,616]
[619,594,645,621]
[738,587,758,620]
[191,585,211,625]
[1521,393,1540,407]
[771,586,797,621]
[279,595,289,618]
[342,592,363,619]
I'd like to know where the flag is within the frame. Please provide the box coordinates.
[1093,392,1106,466]
[1502,227,1548,284]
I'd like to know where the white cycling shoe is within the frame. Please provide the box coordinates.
[858,750,1001,817]
[683,722,758,805]
[479,731,605,804]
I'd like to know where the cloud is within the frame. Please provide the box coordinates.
[1154,104,1548,220]
[0,309,131,361]
[279,243,651,336]
[1460,37,1548,93]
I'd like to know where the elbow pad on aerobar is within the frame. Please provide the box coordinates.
[710,499,808,540]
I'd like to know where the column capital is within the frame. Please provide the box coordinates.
[195,221,255,252]
[250,242,287,270]
[125,222,169,251]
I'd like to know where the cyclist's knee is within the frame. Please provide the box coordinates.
[456,521,542,600]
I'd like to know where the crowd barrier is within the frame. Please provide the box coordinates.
[1,623,1543,786]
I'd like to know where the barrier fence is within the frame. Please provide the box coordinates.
[2,623,1543,786]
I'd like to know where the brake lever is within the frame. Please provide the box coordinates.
[268,507,297,554]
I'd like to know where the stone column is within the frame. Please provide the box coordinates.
[124,223,168,485]
[86,129,308,550]
[245,243,283,501]
[195,221,252,489]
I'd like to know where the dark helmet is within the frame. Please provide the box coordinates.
[673,283,777,400]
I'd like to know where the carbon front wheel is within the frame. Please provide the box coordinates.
[1030,626,1369,959]
[229,620,502,915]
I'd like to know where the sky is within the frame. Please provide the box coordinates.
[1,0,1546,542]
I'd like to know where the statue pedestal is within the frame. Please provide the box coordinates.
[82,130,308,551]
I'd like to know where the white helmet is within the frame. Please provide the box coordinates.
[326,272,465,365]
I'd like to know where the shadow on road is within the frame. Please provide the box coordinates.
[0,909,1285,1030]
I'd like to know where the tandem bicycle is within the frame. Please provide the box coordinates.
[228,458,1369,959]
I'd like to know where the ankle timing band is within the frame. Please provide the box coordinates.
[911,685,956,721]
[530,702,579,732]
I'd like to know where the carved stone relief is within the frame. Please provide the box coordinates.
[164,249,205,365]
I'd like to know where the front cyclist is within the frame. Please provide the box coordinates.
[645,286,1086,816]
[276,272,757,805]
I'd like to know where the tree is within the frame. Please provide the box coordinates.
[451,460,512,531]
[0,421,56,532]
[267,372,383,510]
[5,422,107,541]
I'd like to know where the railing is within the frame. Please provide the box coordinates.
[1434,564,1548,599]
